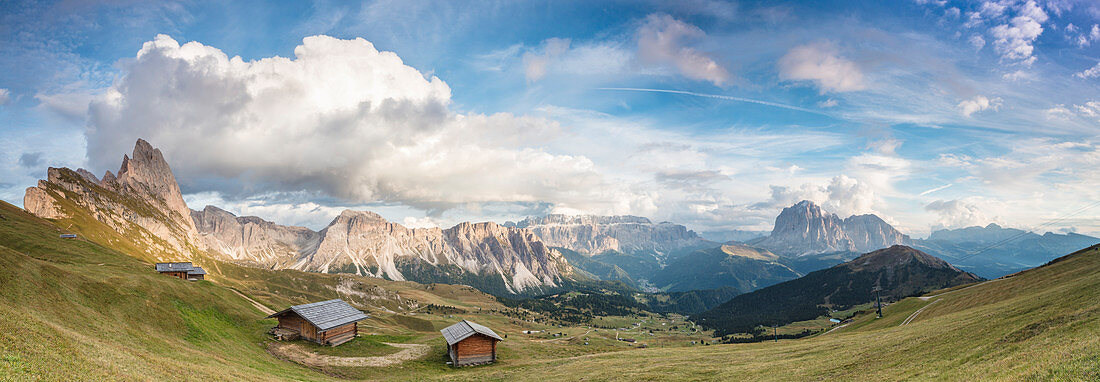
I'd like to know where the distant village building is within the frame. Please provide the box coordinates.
[154,262,206,280]
[267,299,368,346]
[59,234,77,239]
[441,320,503,366]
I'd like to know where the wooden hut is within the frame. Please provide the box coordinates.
[441,320,504,366]
[266,299,368,346]
[155,262,206,280]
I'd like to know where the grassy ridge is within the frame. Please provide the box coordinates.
[0,201,324,381]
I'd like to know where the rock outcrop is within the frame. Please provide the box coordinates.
[507,214,713,257]
[752,201,910,257]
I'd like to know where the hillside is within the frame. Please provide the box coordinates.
[448,244,1100,381]
[0,200,321,380]
[694,245,981,336]
[648,244,801,292]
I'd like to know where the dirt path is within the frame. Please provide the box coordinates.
[269,342,431,367]
[823,323,850,335]
[231,289,275,315]
[902,278,1004,326]
[900,299,941,326]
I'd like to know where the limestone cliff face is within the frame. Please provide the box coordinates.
[23,139,206,260]
[843,214,910,252]
[754,201,909,257]
[508,214,712,256]
[292,210,570,294]
[191,205,320,266]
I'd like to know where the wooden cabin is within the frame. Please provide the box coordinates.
[441,320,504,366]
[155,262,206,280]
[266,299,368,346]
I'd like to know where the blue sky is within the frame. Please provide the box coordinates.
[1,0,1099,237]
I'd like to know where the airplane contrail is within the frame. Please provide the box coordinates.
[597,87,832,116]
[919,183,953,196]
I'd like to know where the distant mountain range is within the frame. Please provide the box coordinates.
[694,245,981,336]
[913,224,1098,278]
[24,140,574,295]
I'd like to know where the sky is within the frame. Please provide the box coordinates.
[1,0,1099,238]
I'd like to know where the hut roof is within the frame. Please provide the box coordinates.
[441,320,504,345]
[267,299,369,332]
[155,262,194,272]
[187,267,206,275]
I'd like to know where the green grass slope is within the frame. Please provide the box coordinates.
[0,201,324,381]
[445,244,1100,381]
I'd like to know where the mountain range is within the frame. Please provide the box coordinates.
[24,140,572,295]
[22,139,1096,297]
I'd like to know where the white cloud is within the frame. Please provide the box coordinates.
[957,95,1003,116]
[523,38,571,82]
[87,35,621,213]
[35,91,95,122]
[636,13,730,86]
[762,175,878,218]
[1001,69,1031,81]
[0,88,9,106]
[518,38,632,83]
[1074,61,1100,79]
[988,1,1048,65]
[778,42,866,93]
[925,198,999,229]
[402,216,441,228]
[979,1,1009,18]
[968,35,987,50]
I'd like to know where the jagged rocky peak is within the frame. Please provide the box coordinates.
[23,139,206,260]
[509,213,711,256]
[111,139,191,218]
[754,200,853,256]
[754,200,909,257]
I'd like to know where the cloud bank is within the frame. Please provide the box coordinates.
[87,35,617,213]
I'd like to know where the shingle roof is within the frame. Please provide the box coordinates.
[266,299,369,332]
[155,262,193,272]
[441,320,504,345]
[187,267,206,275]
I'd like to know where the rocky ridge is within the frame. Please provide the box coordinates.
[507,214,714,257]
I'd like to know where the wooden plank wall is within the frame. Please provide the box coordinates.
[277,316,318,341]
[455,334,497,365]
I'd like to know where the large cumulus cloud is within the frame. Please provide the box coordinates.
[87,35,616,212]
